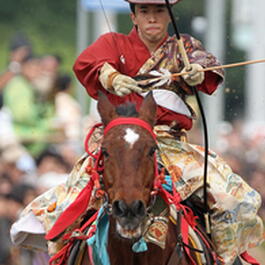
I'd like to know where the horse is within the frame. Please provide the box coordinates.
[67,92,243,265]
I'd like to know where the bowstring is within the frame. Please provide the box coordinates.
[98,0,125,73]
[164,0,210,233]
[98,2,210,232]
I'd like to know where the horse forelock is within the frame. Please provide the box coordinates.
[112,104,142,148]
[115,102,139,117]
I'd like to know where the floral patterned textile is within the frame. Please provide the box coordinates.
[135,34,224,120]
[155,126,264,264]
[136,34,224,92]
[11,126,264,264]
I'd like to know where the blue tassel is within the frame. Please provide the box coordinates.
[132,237,148,253]
[87,234,95,245]
[162,175,173,192]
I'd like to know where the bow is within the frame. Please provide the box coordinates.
[164,0,211,234]
[98,0,211,233]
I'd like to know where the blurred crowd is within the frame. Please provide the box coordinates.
[0,33,87,265]
[0,33,264,265]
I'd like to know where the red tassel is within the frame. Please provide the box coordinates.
[45,179,94,240]
[240,251,260,265]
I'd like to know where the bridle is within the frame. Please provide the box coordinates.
[87,117,194,226]
[103,117,156,140]
[91,117,162,215]
[100,118,216,264]
[46,117,214,265]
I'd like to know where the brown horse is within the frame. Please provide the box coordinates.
[68,92,242,265]
[97,92,182,265]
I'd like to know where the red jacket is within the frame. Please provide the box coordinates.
[73,27,223,130]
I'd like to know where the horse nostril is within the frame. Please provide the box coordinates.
[112,200,146,218]
[131,200,146,217]
[113,200,128,217]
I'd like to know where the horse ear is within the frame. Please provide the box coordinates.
[139,91,157,127]
[97,91,117,125]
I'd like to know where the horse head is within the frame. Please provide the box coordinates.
[97,92,157,240]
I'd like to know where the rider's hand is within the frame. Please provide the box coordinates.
[99,62,142,96]
[181,63,205,86]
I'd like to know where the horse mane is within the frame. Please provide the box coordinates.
[115,102,139,117]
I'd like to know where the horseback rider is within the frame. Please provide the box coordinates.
[11,0,264,264]
[73,1,264,263]
[74,0,223,131]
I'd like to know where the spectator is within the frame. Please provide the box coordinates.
[0,32,32,92]
[6,184,37,211]
[0,137,36,186]
[2,184,38,265]
[54,74,82,144]
[35,147,70,194]
[33,54,62,102]
[3,54,64,157]
[0,194,13,265]
[0,177,12,197]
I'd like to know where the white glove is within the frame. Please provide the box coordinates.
[99,62,142,96]
[181,63,205,86]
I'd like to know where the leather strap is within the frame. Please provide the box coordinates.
[167,243,184,265]
[167,211,184,265]
[104,117,157,140]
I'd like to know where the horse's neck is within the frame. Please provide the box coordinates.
[107,218,136,264]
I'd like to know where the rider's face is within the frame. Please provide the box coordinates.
[131,4,170,49]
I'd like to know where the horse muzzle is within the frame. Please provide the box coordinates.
[112,199,146,239]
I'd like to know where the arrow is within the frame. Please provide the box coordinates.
[135,58,265,88]
[172,58,265,78]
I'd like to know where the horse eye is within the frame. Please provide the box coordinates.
[148,146,157,157]
[102,148,109,158]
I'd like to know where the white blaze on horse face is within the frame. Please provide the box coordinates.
[124,128,140,148]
